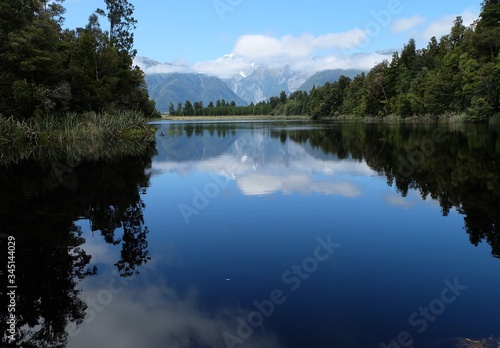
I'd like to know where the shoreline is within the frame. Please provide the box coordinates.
[156,115,309,121]
[154,113,499,124]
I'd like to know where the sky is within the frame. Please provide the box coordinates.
[62,0,481,77]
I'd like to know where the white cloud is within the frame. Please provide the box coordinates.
[423,10,478,41]
[384,194,413,209]
[237,174,362,197]
[193,55,253,79]
[135,58,193,75]
[392,15,425,33]
[79,236,116,264]
[233,31,367,61]
[68,277,284,348]
[290,51,392,74]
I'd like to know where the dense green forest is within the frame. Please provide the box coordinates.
[173,0,500,122]
[0,0,158,119]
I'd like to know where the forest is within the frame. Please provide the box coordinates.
[0,0,158,119]
[172,0,500,122]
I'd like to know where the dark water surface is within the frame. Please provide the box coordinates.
[1,120,499,348]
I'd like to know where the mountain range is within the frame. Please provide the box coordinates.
[135,57,364,112]
[145,73,247,112]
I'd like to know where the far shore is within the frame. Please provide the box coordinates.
[156,115,309,121]
[152,113,498,124]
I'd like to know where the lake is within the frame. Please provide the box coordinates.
[1,120,499,348]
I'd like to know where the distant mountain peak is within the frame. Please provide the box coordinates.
[220,65,312,104]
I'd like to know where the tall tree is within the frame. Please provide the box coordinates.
[168,101,175,115]
[184,100,194,116]
[0,0,69,118]
[96,0,138,56]
[474,0,500,60]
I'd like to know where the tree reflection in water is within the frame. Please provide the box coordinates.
[0,141,155,347]
[280,123,500,258]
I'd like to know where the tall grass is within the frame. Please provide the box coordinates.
[0,111,155,146]
[0,111,156,166]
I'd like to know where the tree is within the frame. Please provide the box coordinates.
[279,90,287,104]
[363,61,391,116]
[67,9,157,116]
[400,38,417,71]
[449,16,467,49]
[0,0,67,117]
[96,0,138,56]
[340,73,365,116]
[168,101,175,115]
[193,101,203,115]
[473,59,500,117]
[184,100,194,116]
[474,0,500,60]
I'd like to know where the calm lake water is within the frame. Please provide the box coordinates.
[1,120,499,348]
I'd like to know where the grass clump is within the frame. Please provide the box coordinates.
[0,111,155,146]
[0,111,156,166]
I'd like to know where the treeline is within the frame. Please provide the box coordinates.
[168,91,298,116]
[0,0,158,119]
[175,0,499,121]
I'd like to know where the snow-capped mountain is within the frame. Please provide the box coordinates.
[134,56,363,108]
[192,53,312,104]
[222,65,311,104]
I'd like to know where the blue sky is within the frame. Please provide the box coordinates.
[63,0,481,76]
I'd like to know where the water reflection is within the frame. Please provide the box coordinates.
[154,122,500,258]
[154,123,374,199]
[1,121,499,347]
[67,273,285,348]
[0,143,155,347]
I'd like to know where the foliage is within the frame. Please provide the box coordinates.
[0,0,159,119]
